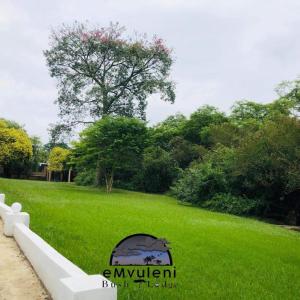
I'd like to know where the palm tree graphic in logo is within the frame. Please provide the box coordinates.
[110,234,172,266]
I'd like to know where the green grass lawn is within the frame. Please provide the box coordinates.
[1,178,300,299]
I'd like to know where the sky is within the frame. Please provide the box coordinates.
[1,0,300,141]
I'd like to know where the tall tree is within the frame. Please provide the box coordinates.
[73,117,148,192]
[44,22,175,128]
[44,124,70,152]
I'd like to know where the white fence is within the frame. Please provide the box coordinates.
[0,193,117,300]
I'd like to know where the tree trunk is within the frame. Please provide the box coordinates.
[105,170,114,192]
[68,168,72,183]
[60,171,63,182]
[109,170,114,192]
[95,160,102,186]
[49,170,52,182]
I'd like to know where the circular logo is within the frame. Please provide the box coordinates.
[110,234,172,266]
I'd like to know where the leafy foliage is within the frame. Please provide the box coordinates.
[44,124,71,151]
[232,116,300,217]
[202,193,261,216]
[74,169,96,186]
[47,147,71,171]
[172,111,300,224]
[3,75,300,225]
[0,119,32,177]
[276,79,300,111]
[44,22,175,129]
[169,136,203,168]
[73,116,148,191]
[0,118,23,129]
[172,161,229,205]
[140,146,179,193]
[182,105,227,144]
[231,99,295,123]
[149,113,186,150]
[200,121,257,148]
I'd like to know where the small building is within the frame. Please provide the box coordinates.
[29,163,48,181]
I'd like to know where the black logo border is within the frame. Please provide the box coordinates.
[109,233,173,266]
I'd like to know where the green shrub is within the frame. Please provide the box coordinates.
[169,136,203,169]
[202,193,260,216]
[172,162,228,205]
[232,116,300,208]
[74,169,96,186]
[72,116,148,191]
[141,146,179,193]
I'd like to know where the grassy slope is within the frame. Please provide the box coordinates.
[0,178,300,300]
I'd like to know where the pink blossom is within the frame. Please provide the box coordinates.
[94,30,104,39]
[153,37,170,54]
[81,33,89,42]
[100,35,110,43]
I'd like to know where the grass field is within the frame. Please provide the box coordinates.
[1,178,300,299]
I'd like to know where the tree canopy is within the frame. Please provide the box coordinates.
[0,119,32,177]
[47,147,71,172]
[44,22,175,129]
[73,116,148,192]
[182,105,227,144]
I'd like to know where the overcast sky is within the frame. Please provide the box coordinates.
[1,0,300,141]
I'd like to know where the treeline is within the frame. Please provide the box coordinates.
[69,97,300,225]
[1,97,300,225]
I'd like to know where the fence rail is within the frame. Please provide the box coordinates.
[0,193,117,300]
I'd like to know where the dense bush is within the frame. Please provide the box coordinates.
[199,121,258,148]
[232,116,300,220]
[72,117,148,191]
[171,162,228,205]
[182,105,227,144]
[74,169,96,186]
[141,146,179,193]
[169,136,202,168]
[202,193,261,216]
[172,114,300,223]
[149,114,187,150]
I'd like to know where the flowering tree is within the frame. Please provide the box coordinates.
[44,22,175,128]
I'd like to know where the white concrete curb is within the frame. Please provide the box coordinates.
[0,194,117,300]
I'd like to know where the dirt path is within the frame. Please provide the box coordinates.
[0,220,49,300]
[279,225,300,232]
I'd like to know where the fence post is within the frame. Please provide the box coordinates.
[0,194,5,203]
[3,202,30,236]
